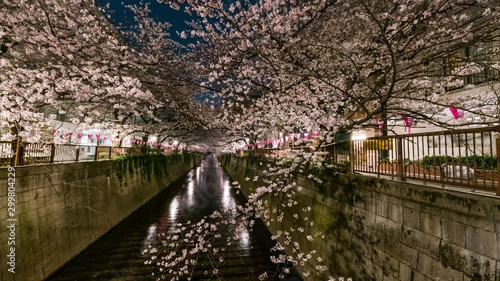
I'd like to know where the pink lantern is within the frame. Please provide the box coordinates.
[66,132,73,138]
[88,134,93,139]
[449,107,463,120]
[402,114,414,136]
[304,133,309,140]
[312,131,319,138]
[374,117,384,137]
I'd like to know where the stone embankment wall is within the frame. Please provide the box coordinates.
[220,154,500,281]
[0,153,203,281]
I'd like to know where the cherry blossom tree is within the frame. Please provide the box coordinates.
[140,0,500,279]
[0,0,216,144]
[0,0,156,141]
[3,0,499,279]
[182,0,500,139]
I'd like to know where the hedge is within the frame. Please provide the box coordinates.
[420,155,497,170]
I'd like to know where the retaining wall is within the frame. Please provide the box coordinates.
[0,153,203,281]
[220,154,500,281]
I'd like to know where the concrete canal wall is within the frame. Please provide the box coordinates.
[0,153,203,281]
[220,154,500,281]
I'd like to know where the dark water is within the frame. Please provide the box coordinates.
[46,154,291,281]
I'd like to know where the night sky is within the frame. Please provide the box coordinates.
[95,0,227,105]
[95,0,193,43]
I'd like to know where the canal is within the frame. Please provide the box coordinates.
[46,154,296,281]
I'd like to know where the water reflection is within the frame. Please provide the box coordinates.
[47,154,280,281]
[168,197,179,221]
[141,154,256,272]
[222,180,235,210]
[237,224,250,254]
[183,154,237,212]
[142,224,157,248]
[186,180,195,207]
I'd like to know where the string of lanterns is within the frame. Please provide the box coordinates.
[377,107,464,137]
[51,129,180,149]
[52,129,116,142]
[243,131,320,149]
[52,107,464,149]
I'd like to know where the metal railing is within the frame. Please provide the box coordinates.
[248,126,500,195]
[350,126,499,192]
[0,141,177,167]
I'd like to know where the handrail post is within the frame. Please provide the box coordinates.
[75,146,80,162]
[50,143,55,163]
[496,134,500,196]
[397,136,405,181]
[349,139,355,174]
[108,147,112,159]
[14,137,20,166]
[13,137,21,166]
[94,140,99,161]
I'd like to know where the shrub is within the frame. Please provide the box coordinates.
[420,155,497,170]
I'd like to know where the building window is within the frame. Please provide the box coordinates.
[439,41,499,91]
[447,50,460,75]
[56,112,65,122]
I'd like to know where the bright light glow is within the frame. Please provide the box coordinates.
[146,224,157,241]
[222,180,235,210]
[351,130,367,140]
[169,198,179,221]
[142,224,158,250]
[238,226,250,252]
[186,180,194,207]
[173,140,178,146]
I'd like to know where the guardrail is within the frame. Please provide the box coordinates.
[246,126,500,195]
[350,126,499,193]
[1,140,174,167]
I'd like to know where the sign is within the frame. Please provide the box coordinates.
[363,139,393,150]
